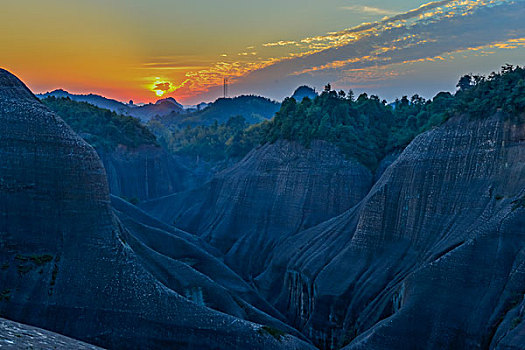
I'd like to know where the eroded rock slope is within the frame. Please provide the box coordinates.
[0,68,313,350]
[257,114,525,349]
[140,140,373,279]
[0,317,103,350]
[99,145,197,201]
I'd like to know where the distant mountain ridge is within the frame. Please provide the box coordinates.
[153,95,280,127]
[37,90,279,126]
[37,88,130,114]
[37,89,185,122]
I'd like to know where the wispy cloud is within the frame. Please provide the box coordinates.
[263,40,298,47]
[340,5,398,16]
[155,0,524,100]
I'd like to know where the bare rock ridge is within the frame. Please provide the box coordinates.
[140,140,373,280]
[0,317,103,350]
[0,68,313,349]
[257,114,525,349]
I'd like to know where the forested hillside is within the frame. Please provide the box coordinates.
[42,96,158,150]
[263,65,525,169]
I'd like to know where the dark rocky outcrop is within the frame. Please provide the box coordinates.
[141,140,373,280]
[0,68,314,350]
[256,114,525,349]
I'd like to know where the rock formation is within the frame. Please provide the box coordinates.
[256,114,525,349]
[0,68,313,349]
[99,145,197,201]
[140,140,373,280]
[2,66,524,350]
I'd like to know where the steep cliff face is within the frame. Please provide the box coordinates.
[0,68,313,350]
[258,114,525,349]
[99,145,197,201]
[141,140,373,279]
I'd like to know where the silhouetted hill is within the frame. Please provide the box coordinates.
[37,90,185,122]
[37,89,130,114]
[156,95,280,127]
[131,97,185,121]
[291,85,317,101]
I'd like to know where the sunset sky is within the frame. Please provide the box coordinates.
[2,0,524,104]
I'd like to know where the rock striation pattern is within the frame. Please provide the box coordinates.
[140,140,373,280]
[0,317,104,349]
[257,114,525,349]
[99,145,197,201]
[110,195,310,343]
[0,68,314,350]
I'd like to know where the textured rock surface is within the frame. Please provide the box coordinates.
[141,140,373,280]
[110,195,310,343]
[0,317,104,349]
[99,145,197,201]
[257,114,525,349]
[0,68,314,350]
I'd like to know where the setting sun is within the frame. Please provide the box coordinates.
[150,78,172,98]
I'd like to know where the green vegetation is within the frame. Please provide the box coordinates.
[17,264,32,275]
[148,115,265,161]
[511,195,525,211]
[123,196,140,205]
[156,95,279,128]
[262,88,449,169]
[50,256,60,287]
[454,64,525,119]
[55,66,520,168]
[42,97,158,150]
[258,326,286,342]
[262,65,525,169]
[186,95,279,125]
[50,263,59,286]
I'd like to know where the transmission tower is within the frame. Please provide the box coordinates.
[223,78,228,98]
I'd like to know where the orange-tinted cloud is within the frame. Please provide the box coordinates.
[174,0,523,102]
